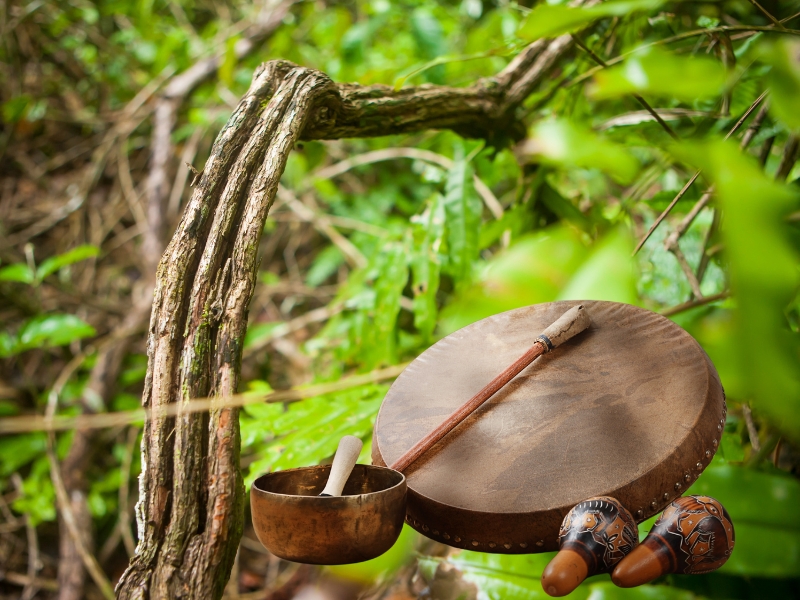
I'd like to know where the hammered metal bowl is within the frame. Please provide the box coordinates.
[250,464,406,564]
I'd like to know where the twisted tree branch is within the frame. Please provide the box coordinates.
[118,30,576,599]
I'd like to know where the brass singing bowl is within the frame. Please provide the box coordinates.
[251,464,407,565]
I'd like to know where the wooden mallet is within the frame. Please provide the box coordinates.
[390,304,591,472]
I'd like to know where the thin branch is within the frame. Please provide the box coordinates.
[658,291,729,317]
[571,25,800,88]
[21,505,40,600]
[783,11,800,24]
[747,433,779,466]
[119,426,139,558]
[277,186,367,268]
[46,436,115,600]
[312,147,504,219]
[0,363,408,434]
[695,204,721,285]
[746,0,786,29]
[664,188,713,250]
[634,172,700,255]
[0,71,165,250]
[634,91,768,255]
[743,403,761,451]
[759,134,776,166]
[167,126,206,219]
[670,245,704,298]
[570,34,678,139]
[661,102,770,253]
[0,572,59,592]
[775,134,799,181]
[599,109,712,129]
[243,304,345,357]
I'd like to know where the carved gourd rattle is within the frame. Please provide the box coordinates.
[612,495,735,587]
[542,497,639,597]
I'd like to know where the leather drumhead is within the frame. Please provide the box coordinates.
[372,301,726,553]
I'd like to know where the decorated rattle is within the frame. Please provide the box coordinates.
[542,497,638,597]
[612,495,735,587]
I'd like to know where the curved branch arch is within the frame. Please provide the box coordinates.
[117,34,574,598]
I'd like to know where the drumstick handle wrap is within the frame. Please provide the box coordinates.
[390,305,591,473]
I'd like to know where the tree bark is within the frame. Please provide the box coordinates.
[117,31,575,599]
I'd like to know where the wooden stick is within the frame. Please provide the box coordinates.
[390,305,591,472]
[320,436,363,497]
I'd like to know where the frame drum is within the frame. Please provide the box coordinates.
[372,301,726,553]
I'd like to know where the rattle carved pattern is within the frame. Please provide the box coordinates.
[612,494,735,588]
[651,495,735,574]
[558,496,639,574]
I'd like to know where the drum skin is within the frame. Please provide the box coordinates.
[372,301,726,553]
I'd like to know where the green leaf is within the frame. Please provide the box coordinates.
[120,354,148,386]
[421,551,590,599]
[717,522,800,577]
[411,8,446,83]
[10,457,56,525]
[539,182,593,231]
[17,314,96,351]
[719,430,745,463]
[370,242,409,366]
[306,245,345,287]
[243,384,388,487]
[760,39,800,131]
[0,332,16,358]
[589,47,728,102]
[557,228,639,305]
[218,35,239,88]
[243,322,282,350]
[2,94,31,124]
[0,433,47,477]
[327,524,418,583]
[518,0,664,41]
[689,464,800,531]
[671,139,800,442]
[584,582,700,600]
[0,263,35,284]
[410,195,446,341]
[518,119,639,184]
[443,157,483,281]
[686,464,800,577]
[440,225,589,335]
[35,244,99,281]
[0,400,18,415]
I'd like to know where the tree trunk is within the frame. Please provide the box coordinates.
[117,31,575,597]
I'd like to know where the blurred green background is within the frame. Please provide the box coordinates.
[1,0,799,598]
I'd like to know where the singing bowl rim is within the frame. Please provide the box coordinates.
[250,464,408,565]
[251,463,406,498]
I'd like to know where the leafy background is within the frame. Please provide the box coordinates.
[1,0,799,598]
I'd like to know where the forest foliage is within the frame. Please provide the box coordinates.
[1,0,800,598]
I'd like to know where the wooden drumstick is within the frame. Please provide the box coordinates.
[390,304,591,472]
[320,435,363,497]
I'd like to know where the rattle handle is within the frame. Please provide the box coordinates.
[320,435,363,497]
[390,305,590,473]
